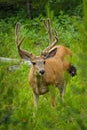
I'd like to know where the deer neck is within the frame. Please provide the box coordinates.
[35,74,43,87]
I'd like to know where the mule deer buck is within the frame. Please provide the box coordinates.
[15,21,76,108]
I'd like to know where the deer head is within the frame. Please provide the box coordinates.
[15,22,58,76]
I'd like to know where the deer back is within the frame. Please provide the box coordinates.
[49,45,72,70]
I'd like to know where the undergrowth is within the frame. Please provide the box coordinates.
[0,12,87,130]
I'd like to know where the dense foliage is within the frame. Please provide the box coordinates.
[0,0,87,130]
[0,0,82,18]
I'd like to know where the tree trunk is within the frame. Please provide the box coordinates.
[26,0,32,19]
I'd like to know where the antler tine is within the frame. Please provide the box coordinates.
[41,19,58,56]
[54,29,58,42]
[15,22,25,49]
[15,22,33,60]
[43,18,53,44]
[41,42,55,56]
[15,22,20,45]
[41,32,58,56]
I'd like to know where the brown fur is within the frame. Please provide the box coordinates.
[28,45,72,108]
[50,45,72,70]
[28,56,65,108]
[29,57,64,93]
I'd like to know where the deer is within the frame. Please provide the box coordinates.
[15,20,76,109]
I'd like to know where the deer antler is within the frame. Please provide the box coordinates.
[41,19,58,56]
[15,22,33,60]
[16,23,25,49]
[43,18,53,44]
[43,18,58,44]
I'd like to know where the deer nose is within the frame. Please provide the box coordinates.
[40,70,45,75]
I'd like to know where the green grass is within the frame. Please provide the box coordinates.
[0,14,87,130]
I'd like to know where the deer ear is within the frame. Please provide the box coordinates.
[18,49,33,61]
[45,47,57,59]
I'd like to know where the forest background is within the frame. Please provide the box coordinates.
[0,0,87,130]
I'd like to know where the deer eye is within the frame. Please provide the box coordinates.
[44,61,46,64]
[32,62,36,65]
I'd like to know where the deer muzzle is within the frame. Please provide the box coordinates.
[39,70,45,75]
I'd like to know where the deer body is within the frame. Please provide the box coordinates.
[28,56,66,108]
[29,57,64,95]
[49,45,72,70]
[50,45,76,77]
[28,45,74,108]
